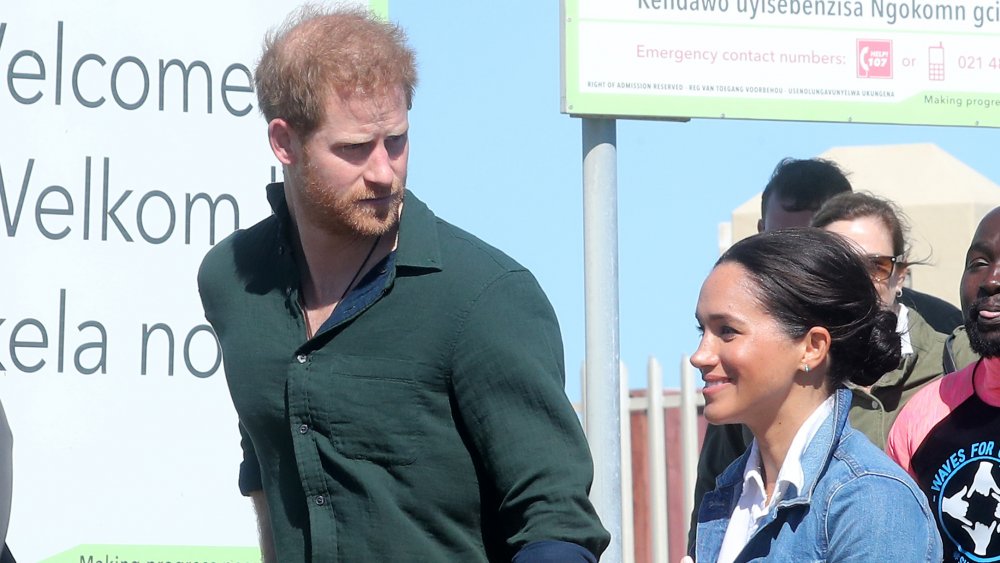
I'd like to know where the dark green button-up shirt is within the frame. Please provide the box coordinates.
[198,184,608,562]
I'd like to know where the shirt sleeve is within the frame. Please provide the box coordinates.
[237,421,263,495]
[887,371,970,478]
[513,540,598,563]
[886,410,918,479]
[448,269,610,559]
[826,473,942,562]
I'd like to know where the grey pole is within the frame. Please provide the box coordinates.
[582,117,622,562]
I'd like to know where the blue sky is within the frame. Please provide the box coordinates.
[390,2,1000,399]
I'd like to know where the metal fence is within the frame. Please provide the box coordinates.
[580,357,705,563]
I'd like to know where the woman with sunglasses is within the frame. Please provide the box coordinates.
[810,192,948,449]
[689,228,940,562]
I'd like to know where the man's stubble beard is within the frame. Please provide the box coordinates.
[297,155,405,239]
[966,319,1000,359]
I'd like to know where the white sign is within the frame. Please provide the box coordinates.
[0,1,373,560]
[562,0,1000,126]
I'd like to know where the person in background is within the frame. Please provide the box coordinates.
[888,206,1000,563]
[755,157,852,233]
[688,157,967,550]
[0,400,11,562]
[197,6,608,561]
[689,228,941,562]
[759,157,962,333]
[811,192,947,446]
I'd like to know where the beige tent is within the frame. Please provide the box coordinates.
[728,143,1000,307]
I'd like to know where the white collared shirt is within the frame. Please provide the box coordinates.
[897,303,913,356]
[716,395,836,563]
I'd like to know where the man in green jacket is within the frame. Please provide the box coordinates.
[198,7,608,562]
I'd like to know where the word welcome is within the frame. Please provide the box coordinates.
[0,21,254,115]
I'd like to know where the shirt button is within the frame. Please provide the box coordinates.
[296,354,308,364]
[871,400,879,409]
[315,495,326,506]
[298,424,309,434]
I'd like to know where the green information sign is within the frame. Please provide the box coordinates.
[561,0,1000,126]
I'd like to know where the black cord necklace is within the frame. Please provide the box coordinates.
[340,234,382,303]
[301,234,382,340]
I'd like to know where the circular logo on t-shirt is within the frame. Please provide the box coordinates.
[937,454,1000,562]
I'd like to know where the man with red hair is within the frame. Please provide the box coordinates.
[198,7,608,562]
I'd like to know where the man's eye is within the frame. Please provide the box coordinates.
[968,258,989,270]
[386,134,407,153]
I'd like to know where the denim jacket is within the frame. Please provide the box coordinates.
[693,388,942,563]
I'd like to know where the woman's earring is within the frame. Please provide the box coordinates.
[896,288,903,298]
[802,364,811,373]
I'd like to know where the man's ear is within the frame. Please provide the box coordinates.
[757,218,765,233]
[268,118,299,166]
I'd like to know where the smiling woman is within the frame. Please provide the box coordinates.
[689,228,942,563]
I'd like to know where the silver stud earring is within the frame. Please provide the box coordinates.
[802,364,810,373]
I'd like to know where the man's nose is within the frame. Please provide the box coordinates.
[985,263,1000,293]
[364,142,395,185]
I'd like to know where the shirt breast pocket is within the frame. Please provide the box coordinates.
[314,355,434,466]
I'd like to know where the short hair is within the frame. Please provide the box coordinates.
[810,192,910,259]
[718,229,901,387]
[255,5,418,136]
[760,158,852,220]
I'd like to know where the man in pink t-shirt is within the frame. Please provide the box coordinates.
[888,206,1000,563]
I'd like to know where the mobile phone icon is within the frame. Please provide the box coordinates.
[929,43,945,81]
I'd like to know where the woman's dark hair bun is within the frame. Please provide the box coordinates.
[844,308,901,387]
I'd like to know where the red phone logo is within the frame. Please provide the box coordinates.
[857,40,893,79]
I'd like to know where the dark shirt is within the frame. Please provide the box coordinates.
[198,184,609,562]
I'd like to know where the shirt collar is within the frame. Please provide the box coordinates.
[740,394,836,509]
[265,183,442,273]
[897,303,913,356]
[394,189,443,271]
[981,356,1000,398]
